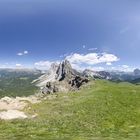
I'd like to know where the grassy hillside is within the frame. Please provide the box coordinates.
[0,77,39,97]
[0,80,140,140]
[0,72,41,97]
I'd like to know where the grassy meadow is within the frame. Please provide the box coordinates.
[0,80,140,140]
[0,75,40,98]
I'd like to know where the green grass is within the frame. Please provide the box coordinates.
[0,80,140,140]
[0,77,39,98]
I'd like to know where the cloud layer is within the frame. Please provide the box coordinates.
[66,53,119,65]
[34,52,119,71]
[34,60,60,70]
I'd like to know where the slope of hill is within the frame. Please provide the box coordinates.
[0,80,140,140]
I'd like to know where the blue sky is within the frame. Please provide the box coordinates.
[0,0,140,71]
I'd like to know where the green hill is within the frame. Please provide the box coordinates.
[0,80,140,140]
[0,69,42,97]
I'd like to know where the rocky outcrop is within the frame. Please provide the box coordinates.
[35,60,89,94]
[42,82,59,94]
[0,110,28,120]
[0,96,40,120]
[69,76,89,89]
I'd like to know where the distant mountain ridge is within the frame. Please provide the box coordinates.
[83,69,112,80]
[109,69,140,82]
[0,68,42,78]
[134,69,140,76]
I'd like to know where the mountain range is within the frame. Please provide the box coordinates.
[0,60,139,97]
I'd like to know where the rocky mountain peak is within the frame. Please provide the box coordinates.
[56,60,75,81]
[34,60,89,94]
[50,63,59,72]
[134,69,140,76]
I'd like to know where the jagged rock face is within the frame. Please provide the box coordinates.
[35,60,89,94]
[56,60,75,81]
[69,76,89,89]
[33,63,59,87]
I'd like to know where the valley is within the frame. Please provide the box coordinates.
[0,69,42,97]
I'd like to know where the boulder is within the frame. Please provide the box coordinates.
[42,82,58,94]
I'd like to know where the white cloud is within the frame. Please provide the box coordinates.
[24,50,28,54]
[65,52,119,71]
[60,53,69,58]
[0,64,6,68]
[93,67,105,71]
[121,65,133,72]
[86,66,105,71]
[70,63,105,71]
[34,60,60,70]
[34,61,52,68]
[66,52,119,65]
[34,52,120,71]
[122,65,129,68]
[15,64,23,68]
[17,53,23,56]
[110,65,136,72]
[106,62,112,66]
[82,45,86,49]
[17,50,29,56]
